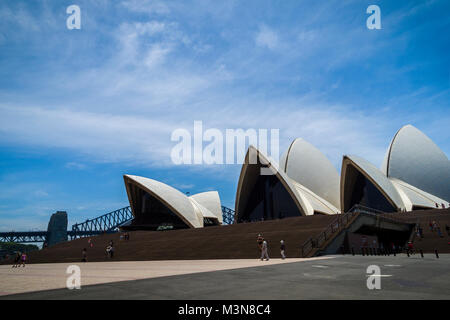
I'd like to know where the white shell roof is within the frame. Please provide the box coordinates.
[235,146,309,218]
[124,175,222,228]
[342,154,449,212]
[280,138,340,209]
[291,181,340,215]
[189,191,223,223]
[381,125,450,201]
[390,178,449,211]
[235,146,339,220]
[342,155,405,210]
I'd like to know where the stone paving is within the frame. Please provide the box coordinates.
[0,257,331,296]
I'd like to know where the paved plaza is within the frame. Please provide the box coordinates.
[1,254,449,299]
[0,257,326,296]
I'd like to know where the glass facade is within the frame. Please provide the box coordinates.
[343,165,396,213]
[127,183,190,230]
[237,174,302,223]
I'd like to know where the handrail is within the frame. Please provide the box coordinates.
[300,206,418,257]
[300,210,358,257]
[348,204,385,215]
[362,210,413,225]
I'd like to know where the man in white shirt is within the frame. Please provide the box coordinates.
[261,240,269,261]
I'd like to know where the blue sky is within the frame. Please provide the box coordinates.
[0,0,449,231]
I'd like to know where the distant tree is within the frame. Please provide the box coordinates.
[0,242,39,259]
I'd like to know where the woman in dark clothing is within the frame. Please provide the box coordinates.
[12,252,21,268]
[82,248,87,262]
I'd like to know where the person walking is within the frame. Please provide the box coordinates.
[260,240,269,261]
[280,240,286,259]
[432,221,437,232]
[407,241,414,255]
[257,234,264,252]
[12,252,21,268]
[20,252,27,267]
[82,248,87,262]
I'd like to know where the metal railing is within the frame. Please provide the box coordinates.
[348,204,385,215]
[350,205,415,225]
[300,205,419,257]
[301,211,359,257]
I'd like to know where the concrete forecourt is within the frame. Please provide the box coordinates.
[1,254,449,299]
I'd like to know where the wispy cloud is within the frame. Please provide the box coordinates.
[0,0,449,230]
[120,0,170,15]
[65,162,87,170]
[255,25,278,50]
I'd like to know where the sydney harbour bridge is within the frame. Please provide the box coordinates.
[0,206,235,244]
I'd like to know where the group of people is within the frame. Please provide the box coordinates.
[11,252,27,268]
[257,234,286,261]
[81,238,116,262]
[120,232,130,241]
[415,226,424,239]
[428,220,450,238]
[81,238,95,262]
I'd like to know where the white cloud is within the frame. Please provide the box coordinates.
[65,162,87,170]
[114,20,185,69]
[0,217,48,232]
[134,21,167,36]
[120,0,170,15]
[34,190,49,197]
[255,25,278,50]
[0,97,400,173]
[298,30,316,42]
[0,1,447,174]
[0,104,175,166]
[144,43,172,69]
[173,183,195,190]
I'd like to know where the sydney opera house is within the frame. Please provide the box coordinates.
[123,125,450,230]
[123,175,223,230]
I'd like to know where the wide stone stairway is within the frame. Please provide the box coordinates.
[12,215,337,264]
[381,208,450,253]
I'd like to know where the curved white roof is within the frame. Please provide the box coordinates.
[381,125,450,201]
[235,145,339,220]
[280,138,340,209]
[291,181,340,215]
[390,178,449,211]
[124,175,203,228]
[235,145,310,218]
[341,155,405,210]
[189,199,213,226]
[189,191,223,223]
[342,153,449,212]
